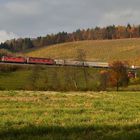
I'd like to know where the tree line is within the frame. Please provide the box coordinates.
[1,24,140,52]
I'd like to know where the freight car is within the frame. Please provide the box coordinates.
[54,59,65,65]
[54,59,85,66]
[84,61,109,68]
[64,60,84,66]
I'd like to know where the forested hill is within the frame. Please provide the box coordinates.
[1,24,140,53]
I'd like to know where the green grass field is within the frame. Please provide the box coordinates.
[0,91,140,140]
[25,38,140,65]
[0,66,101,91]
[0,65,140,91]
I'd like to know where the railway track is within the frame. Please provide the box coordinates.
[0,62,61,68]
[0,62,139,71]
[0,61,109,68]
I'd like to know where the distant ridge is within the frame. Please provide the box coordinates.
[1,24,140,53]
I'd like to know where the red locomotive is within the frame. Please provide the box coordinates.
[1,56,26,63]
[27,57,55,65]
[0,56,55,65]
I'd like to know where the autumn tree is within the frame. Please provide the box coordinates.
[109,61,129,91]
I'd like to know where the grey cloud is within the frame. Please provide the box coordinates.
[0,0,140,38]
[0,30,18,43]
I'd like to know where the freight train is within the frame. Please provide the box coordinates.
[0,56,109,68]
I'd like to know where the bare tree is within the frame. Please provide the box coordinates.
[51,67,61,90]
[28,66,41,90]
[64,66,78,91]
[99,70,109,91]
[76,49,88,89]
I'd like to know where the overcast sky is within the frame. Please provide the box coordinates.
[0,0,140,42]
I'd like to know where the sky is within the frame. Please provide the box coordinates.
[0,0,140,42]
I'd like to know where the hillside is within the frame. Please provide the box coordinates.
[25,38,140,65]
[0,49,13,57]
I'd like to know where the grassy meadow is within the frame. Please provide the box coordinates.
[0,64,140,91]
[0,91,140,140]
[0,65,101,91]
[26,38,140,65]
